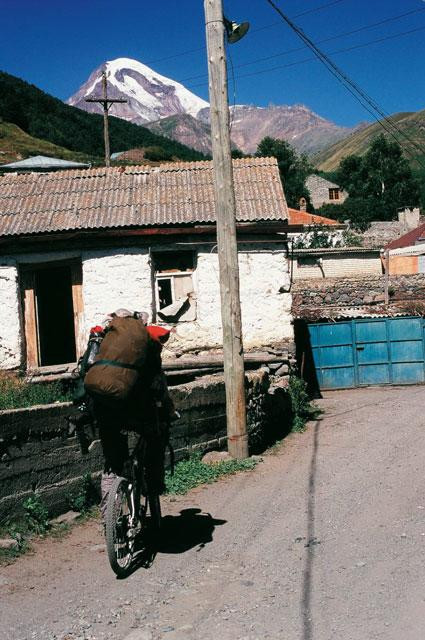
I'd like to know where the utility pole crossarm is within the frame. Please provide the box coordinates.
[85,98,128,107]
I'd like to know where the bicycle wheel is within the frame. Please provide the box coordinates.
[105,476,134,577]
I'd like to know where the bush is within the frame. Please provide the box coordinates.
[0,372,72,410]
[288,375,320,432]
[23,493,50,534]
[67,473,98,513]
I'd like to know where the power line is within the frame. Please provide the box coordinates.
[179,6,425,84]
[144,0,349,66]
[264,0,425,169]
[235,6,425,73]
[187,25,425,88]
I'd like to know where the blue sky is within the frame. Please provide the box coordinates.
[1,0,424,127]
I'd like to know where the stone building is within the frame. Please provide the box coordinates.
[0,157,294,372]
[305,174,347,209]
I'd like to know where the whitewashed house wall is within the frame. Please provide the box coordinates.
[0,241,292,370]
[0,264,22,369]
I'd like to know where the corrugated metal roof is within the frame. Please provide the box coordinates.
[389,242,425,256]
[292,247,381,255]
[0,157,288,238]
[294,305,413,320]
[384,222,425,251]
[0,155,90,170]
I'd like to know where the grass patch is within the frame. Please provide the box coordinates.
[0,485,99,566]
[165,452,259,495]
[0,372,72,410]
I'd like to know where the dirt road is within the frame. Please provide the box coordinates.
[1,385,425,640]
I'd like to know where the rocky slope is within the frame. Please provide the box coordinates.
[145,113,213,156]
[199,104,354,155]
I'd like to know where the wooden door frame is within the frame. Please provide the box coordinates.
[19,260,84,370]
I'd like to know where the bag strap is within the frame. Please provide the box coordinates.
[91,359,142,372]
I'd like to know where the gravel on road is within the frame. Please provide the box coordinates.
[1,385,425,640]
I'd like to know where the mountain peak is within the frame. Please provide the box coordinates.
[67,56,356,156]
[67,57,209,125]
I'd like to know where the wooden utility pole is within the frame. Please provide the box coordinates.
[204,0,248,458]
[85,71,127,167]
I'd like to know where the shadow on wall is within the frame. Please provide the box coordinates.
[294,320,321,399]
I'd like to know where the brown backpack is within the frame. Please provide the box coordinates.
[84,316,150,401]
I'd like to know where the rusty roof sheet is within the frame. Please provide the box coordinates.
[0,157,288,238]
[287,208,340,226]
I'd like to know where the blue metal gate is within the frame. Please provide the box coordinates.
[308,316,425,389]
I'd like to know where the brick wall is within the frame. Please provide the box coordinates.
[292,252,381,280]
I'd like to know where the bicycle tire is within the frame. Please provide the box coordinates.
[148,493,162,533]
[105,476,133,577]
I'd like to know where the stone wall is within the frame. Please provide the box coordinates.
[305,174,347,209]
[0,369,290,521]
[292,274,425,316]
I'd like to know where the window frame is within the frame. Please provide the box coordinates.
[328,187,340,201]
[152,251,197,323]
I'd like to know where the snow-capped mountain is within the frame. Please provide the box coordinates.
[68,57,357,155]
[67,57,209,125]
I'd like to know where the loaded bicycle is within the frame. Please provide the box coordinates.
[103,427,165,577]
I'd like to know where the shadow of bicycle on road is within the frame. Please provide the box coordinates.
[158,508,227,554]
[119,508,227,579]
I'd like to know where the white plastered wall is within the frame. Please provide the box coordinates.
[172,242,293,351]
[0,263,23,369]
[0,242,293,369]
[81,248,152,332]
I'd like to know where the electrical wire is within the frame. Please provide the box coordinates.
[264,0,425,168]
[144,0,350,66]
[234,6,425,73]
[187,25,425,87]
[179,6,425,84]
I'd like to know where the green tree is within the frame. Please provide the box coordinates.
[325,134,421,229]
[256,137,313,209]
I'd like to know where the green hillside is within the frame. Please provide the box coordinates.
[0,71,207,162]
[0,121,101,165]
[313,110,425,172]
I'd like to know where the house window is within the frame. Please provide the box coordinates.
[329,188,340,201]
[297,257,320,268]
[153,251,196,322]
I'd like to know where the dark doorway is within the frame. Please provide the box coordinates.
[35,266,76,366]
